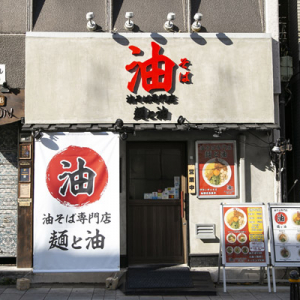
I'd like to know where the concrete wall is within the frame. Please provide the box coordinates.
[31,0,265,33]
[25,33,274,124]
[32,0,107,32]
[0,36,25,88]
[0,0,26,88]
[191,0,265,33]
[0,0,26,34]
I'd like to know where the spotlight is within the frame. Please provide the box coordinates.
[0,82,10,93]
[271,144,281,154]
[213,130,222,138]
[86,12,97,31]
[191,12,202,32]
[177,115,186,125]
[124,12,134,30]
[271,138,293,154]
[120,132,128,140]
[164,12,175,31]
[114,119,124,130]
[34,129,43,140]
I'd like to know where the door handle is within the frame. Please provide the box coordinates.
[181,190,184,218]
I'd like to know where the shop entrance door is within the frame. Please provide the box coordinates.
[127,142,187,264]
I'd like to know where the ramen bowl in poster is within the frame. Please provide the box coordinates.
[237,233,247,243]
[292,212,300,225]
[202,158,231,188]
[226,233,236,243]
[226,246,233,254]
[225,208,247,230]
[280,248,290,259]
[278,232,288,243]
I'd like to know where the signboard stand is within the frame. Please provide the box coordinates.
[220,203,270,292]
[268,203,300,293]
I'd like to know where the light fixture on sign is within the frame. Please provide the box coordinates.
[213,129,222,138]
[164,12,175,31]
[86,12,97,31]
[120,132,128,140]
[177,115,186,125]
[114,119,124,130]
[124,12,134,31]
[191,13,202,32]
[34,129,43,140]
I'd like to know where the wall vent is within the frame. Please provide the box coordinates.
[196,224,216,239]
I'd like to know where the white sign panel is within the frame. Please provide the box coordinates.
[25,33,274,124]
[269,203,300,266]
[0,65,5,84]
[34,132,120,272]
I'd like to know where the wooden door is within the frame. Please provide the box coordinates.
[127,142,186,264]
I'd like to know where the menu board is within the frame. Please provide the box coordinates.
[221,204,269,266]
[269,204,300,266]
[196,141,237,198]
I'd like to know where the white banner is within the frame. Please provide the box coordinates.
[33,132,120,272]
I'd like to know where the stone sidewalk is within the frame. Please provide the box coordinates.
[0,285,291,300]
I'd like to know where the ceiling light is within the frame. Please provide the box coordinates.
[124,12,134,30]
[191,13,202,32]
[164,12,175,31]
[86,12,97,31]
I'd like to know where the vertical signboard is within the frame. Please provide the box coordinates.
[34,132,120,272]
[0,65,5,85]
[269,203,300,265]
[221,204,269,266]
[196,141,238,198]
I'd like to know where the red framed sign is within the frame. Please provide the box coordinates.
[221,203,269,266]
[196,141,238,198]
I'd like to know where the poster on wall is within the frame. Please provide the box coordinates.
[34,132,120,272]
[269,203,300,266]
[196,141,238,198]
[220,203,269,266]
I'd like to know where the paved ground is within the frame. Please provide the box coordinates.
[0,285,291,300]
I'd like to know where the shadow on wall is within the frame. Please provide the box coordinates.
[0,123,18,168]
[32,0,46,29]
[244,136,275,203]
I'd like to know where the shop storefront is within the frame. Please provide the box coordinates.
[20,32,278,271]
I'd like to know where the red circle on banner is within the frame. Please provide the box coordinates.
[46,146,108,207]
[274,212,288,225]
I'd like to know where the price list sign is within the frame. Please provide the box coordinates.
[269,204,300,266]
[221,204,269,266]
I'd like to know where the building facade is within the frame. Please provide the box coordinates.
[0,0,283,273]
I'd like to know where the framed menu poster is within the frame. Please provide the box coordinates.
[220,203,269,266]
[269,203,300,266]
[196,140,238,198]
[220,203,270,292]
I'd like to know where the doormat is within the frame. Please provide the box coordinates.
[126,267,193,289]
[124,267,217,296]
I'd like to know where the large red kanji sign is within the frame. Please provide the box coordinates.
[126,42,176,93]
[46,146,108,207]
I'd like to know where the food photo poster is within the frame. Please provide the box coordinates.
[221,204,269,266]
[269,204,300,265]
[196,141,238,198]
